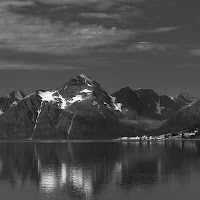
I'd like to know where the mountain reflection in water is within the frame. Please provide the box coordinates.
[0,141,200,200]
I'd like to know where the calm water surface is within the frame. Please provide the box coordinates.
[0,141,200,200]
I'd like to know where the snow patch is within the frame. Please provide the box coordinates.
[64,84,68,90]
[109,95,122,112]
[156,98,165,114]
[57,93,67,109]
[110,95,116,102]
[156,98,161,114]
[10,101,17,106]
[39,91,55,102]
[106,104,111,109]
[38,91,67,109]
[67,112,77,139]
[23,92,36,100]
[67,95,84,104]
[38,89,90,110]
[80,89,92,94]
[87,83,92,87]
[113,103,122,112]
[30,102,43,139]
[93,101,97,105]
[0,110,3,115]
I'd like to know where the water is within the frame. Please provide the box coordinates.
[0,141,200,200]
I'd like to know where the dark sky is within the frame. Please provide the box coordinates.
[0,0,200,97]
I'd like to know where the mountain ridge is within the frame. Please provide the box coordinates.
[0,74,199,139]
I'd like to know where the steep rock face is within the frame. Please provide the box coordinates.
[112,87,142,119]
[133,89,160,119]
[175,92,199,107]
[0,75,121,140]
[0,93,41,139]
[0,90,25,114]
[159,95,181,118]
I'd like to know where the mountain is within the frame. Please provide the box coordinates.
[0,75,199,140]
[153,99,200,135]
[0,74,121,140]
[174,92,199,107]
[113,88,181,120]
[0,90,26,114]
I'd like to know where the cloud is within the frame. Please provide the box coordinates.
[129,42,170,52]
[0,61,87,70]
[97,42,176,54]
[35,0,100,5]
[0,0,35,8]
[176,64,200,68]
[143,26,179,34]
[189,49,200,56]
[79,12,122,19]
[0,1,132,55]
[0,48,118,70]
[35,0,144,5]
[79,6,143,20]
[35,0,145,10]
[152,26,179,33]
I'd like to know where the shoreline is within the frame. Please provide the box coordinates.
[0,139,199,143]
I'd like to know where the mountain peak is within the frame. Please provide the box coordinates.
[78,74,94,86]
[134,88,158,98]
[79,74,92,80]
[175,92,199,106]
[0,90,26,115]
[6,90,26,100]
[119,87,133,92]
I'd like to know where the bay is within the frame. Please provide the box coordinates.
[0,141,200,200]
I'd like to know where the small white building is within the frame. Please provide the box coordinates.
[141,135,148,140]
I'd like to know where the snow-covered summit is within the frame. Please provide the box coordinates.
[36,74,123,113]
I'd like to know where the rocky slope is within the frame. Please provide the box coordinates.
[152,99,200,135]
[0,90,25,114]
[174,92,199,107]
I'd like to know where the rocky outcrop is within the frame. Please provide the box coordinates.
[0,90,25,114]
